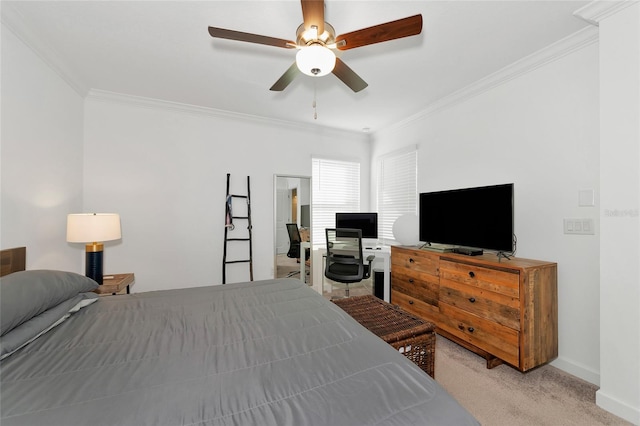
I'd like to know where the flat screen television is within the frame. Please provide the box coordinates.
[419,183,514,253]
[335,212,378,239]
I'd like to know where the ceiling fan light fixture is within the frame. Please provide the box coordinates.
[302,25,319,42]
[297,22,336,46]
[296,44,336,77]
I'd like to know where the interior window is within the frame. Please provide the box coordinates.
[311,158,360,248]
[376,147,418,244]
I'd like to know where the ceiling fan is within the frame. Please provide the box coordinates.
[208,0,423,93]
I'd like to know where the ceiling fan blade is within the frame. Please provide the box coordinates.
[301,0,324,36]
[332,58,368,93]
[335,14,423,51]
[270,62,300,91]
[208,27,296,49]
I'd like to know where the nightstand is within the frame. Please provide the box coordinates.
[93,273,135,296]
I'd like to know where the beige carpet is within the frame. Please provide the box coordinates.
[275,254,307,281]
[434,335,631,425]
[276,259,627,424]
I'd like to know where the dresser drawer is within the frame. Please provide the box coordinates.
[392,267,439,306]
[440,279,520,330]
[439,302,519,366]
[440,259,519,298]
[391,246,557,372]
[391,290,440,324]
[391,247,439,275]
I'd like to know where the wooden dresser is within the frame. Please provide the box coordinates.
[391,245,557,371]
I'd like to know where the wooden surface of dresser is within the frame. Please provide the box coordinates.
[391,248,440,322]
[391,246,558,372]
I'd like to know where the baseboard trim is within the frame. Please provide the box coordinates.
[552,357,640,424]
[551,356,600,386]
[596,389,640,425]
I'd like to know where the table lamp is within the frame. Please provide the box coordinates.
[67,213,121,284]
[392,214,420,246]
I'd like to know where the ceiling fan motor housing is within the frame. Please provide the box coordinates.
[296,22,336,47]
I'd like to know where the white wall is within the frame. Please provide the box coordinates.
[4,6,637,422]
[0,23,84,271]
[596,3,640,424]
[371,42,601,384]
[82,96,370,292]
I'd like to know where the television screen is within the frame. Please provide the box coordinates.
[335,212,378,239]
[419,183,514,252]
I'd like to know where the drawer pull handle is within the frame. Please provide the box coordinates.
[408,279,414,284]
[469,297,476,303]
[468,327,475,333]
[468,271,475,278]
[408,300,414,305]
[409,258,415,263]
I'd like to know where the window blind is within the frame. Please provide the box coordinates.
[376,147,417,244]
[312,158,360,247]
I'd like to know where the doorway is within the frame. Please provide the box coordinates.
[274,175,311,281]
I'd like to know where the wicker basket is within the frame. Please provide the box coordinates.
[332,295,436,378]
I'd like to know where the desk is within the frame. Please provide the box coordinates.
[311,245,391,302]
[300,241,312,288]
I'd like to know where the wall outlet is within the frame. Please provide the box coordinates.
[564,218,595,235]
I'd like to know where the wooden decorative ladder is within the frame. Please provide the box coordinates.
[222,173,253,284]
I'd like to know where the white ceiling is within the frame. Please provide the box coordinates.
[3,1,592,133]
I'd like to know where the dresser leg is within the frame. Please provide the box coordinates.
[486,356,504,369]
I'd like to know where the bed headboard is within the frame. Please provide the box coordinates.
[1,247,26,277]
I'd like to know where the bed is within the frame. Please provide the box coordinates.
[0,247,478,426]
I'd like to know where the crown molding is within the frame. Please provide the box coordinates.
[574,0,639,26]
[86,89,366,139]
[1,3,360,139]
[382,25,599,134]
[3,0,602,140]
[1,4,88,97]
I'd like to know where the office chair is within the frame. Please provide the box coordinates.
[286,223,310,278]
[324,228,375,298]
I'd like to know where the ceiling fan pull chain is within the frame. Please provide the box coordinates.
[313,82,318,120]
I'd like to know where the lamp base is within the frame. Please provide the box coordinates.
[85,243,104,284]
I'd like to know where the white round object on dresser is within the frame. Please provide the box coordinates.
[392,214,420,246]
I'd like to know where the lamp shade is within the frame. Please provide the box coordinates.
[392,214,420,246]
[296,44,336,77]
[67,213,121,243]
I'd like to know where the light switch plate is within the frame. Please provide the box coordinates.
[564,218,595,235]
[578,189,595,207]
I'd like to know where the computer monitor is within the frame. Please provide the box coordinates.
[335,212,379,247]
[300,205,310,228]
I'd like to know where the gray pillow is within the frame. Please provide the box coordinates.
[1,270,98,336]
[0,292,98,359]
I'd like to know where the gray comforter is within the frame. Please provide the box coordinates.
[0,278,478,425]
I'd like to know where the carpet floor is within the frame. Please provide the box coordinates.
[277,255,627,424]
[434,335,631,425]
